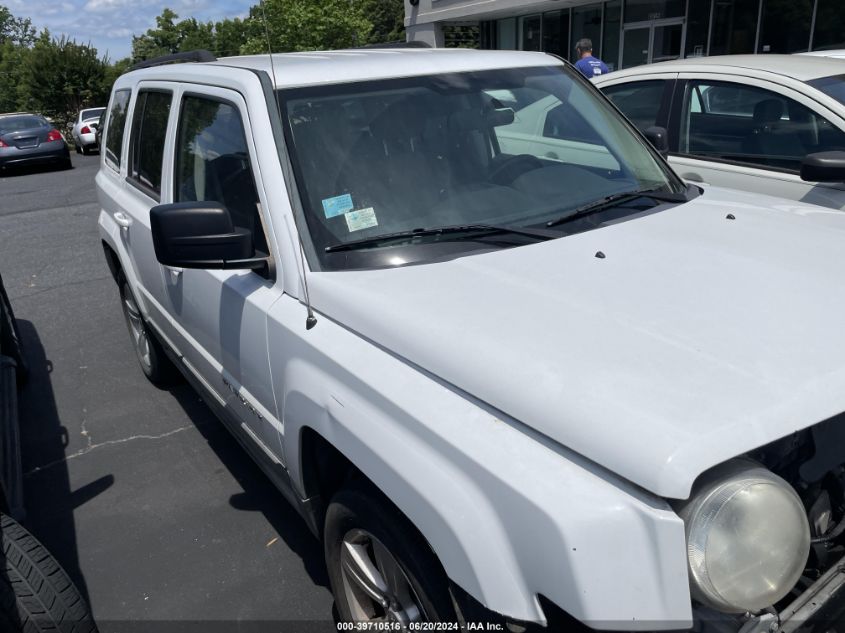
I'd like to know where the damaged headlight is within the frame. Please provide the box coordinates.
[677,459,811,613]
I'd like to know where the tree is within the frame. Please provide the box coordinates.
[0,39,30,112]
[241,0,372,54]
[132,9,250,62]
[214,18,249,58]
[131,8,183,61]
[21,33,109,129]
[0,4,35,46]
[360,0,404,44]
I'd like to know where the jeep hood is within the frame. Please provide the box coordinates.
[308,187,845,499]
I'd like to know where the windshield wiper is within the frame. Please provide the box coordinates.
[324,223,556,254]
[546,187,688,228]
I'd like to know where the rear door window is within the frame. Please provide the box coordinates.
[104,89,131,170]
[128,90,172,197]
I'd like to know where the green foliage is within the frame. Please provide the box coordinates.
[0,4,35,46]
[240,0,372,54]
[214,18,249,57]
[360,0,404,44]
[21,33,109,129]
[0,0,408,130]
[131,10,252,61]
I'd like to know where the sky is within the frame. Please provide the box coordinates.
[4,0,252,60]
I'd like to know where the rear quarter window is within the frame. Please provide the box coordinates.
[104,90,131,170]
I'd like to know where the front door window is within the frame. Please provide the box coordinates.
[679,80,845,172]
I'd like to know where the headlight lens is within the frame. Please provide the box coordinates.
[678,460,810,613]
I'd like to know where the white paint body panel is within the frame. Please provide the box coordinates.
[95,50,845,629]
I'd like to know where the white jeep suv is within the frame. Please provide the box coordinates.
[97,47,845,632]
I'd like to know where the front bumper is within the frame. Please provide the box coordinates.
[0,140,69,169]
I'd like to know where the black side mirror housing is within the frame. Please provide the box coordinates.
[644,126,670,156]
[800,151,845,183]
[150,201,266,271]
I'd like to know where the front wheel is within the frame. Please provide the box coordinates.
[118,280,179,386]
[325,481,457,628]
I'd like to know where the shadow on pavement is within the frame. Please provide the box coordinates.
[16,319,114,606]
[0,162,74,178]
[166,383,330,590]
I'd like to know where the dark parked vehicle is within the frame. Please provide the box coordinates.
[0,273,97,632]
[0,113,72,172]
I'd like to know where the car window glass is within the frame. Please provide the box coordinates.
[174,95,267,253]
[602,81,667,132]
[0,116,47,133]
[679,80,845,171]
[489,87,618,169]
[129,91,171,195]
[81,108,105,122]
[104,89,130,169]
[280,66,684,270]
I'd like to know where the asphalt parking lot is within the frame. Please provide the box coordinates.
[0,154,334,631]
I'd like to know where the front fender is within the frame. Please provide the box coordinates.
[268,297,692,629]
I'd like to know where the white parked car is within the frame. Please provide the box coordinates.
[97,48,845,632]
[592,55,845,210]
[71,106,105,154]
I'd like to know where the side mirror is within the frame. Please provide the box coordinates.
[644,126,670,156]
[150,201,266,271]
[800,151,845,183]
[487,107,516,127]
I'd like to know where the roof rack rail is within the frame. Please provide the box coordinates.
[358,41,432,49]
[131,50,217,72]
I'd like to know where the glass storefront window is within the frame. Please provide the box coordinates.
[602,1,622,70]
[571,3,603,61]
[497,18,517,50]
[757,0,811,53]
[812,0,845,51]
[685,0,711,57]
[542,10,569,58]
[521,14,542,51]
[624,0,685,23]
[709,0,760,56]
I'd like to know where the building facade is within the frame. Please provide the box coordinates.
[404,0,845,71]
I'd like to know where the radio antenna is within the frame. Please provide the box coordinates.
[259,0,318,330]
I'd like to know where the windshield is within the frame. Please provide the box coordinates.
[808,74,845,106]
[81,108,105,122]
[279,65,684,270]
[0,115,47,134]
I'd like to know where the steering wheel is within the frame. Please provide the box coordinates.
[488,154,545,185]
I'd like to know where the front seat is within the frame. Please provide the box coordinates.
[742,98,804,165]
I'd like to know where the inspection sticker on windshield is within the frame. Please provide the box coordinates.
[322,194,354,218]
[345,208,378,232]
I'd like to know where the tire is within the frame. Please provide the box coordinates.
[80,146,87,156]
[74,145,81,155]
[325,480,457,627]
[0,513,98,633]
[118,280,179,387]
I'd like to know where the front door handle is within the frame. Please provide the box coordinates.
[113,212,132,228]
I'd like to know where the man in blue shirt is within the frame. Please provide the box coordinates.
[574,38,610,78]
